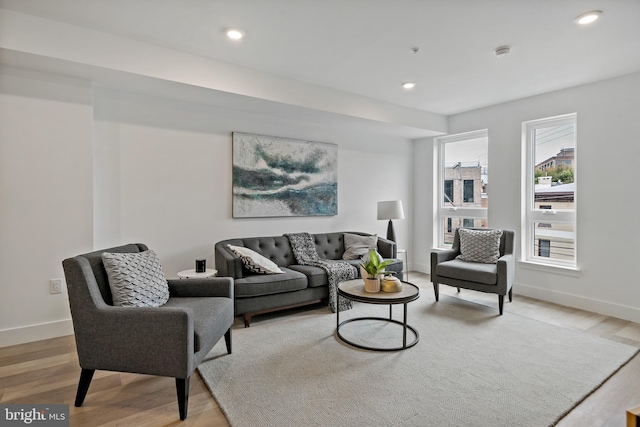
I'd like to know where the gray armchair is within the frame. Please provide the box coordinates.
[431,228,515,315]
[62,243,234,420]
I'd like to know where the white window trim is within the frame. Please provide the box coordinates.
[521,113,577,269]
[435,129,488,248]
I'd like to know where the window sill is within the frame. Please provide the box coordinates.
[518,260,581,277]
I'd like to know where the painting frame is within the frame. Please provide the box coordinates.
[232,132,338,218]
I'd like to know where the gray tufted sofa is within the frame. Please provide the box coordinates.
[215,231,403,326]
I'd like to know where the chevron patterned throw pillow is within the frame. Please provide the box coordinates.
[102,250,170,307]
[456,228,503,264]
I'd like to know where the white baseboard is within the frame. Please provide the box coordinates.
[0,319,74,348]
[515,283,640,323]
[404,267,640,323]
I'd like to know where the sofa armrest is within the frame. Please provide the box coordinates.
[215,242,244,278]
[376,236,396,259]
[168,277,233,299]
[76,305,195,378]
[431,248,458,264]
[496,253,515,293]
[431,249,458,279]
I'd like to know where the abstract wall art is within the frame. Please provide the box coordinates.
[232,132,338,218]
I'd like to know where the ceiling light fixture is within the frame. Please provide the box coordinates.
[494,46,511,57]
[225,28,245,40]
[575,10,602,25]
[402,82,416,90]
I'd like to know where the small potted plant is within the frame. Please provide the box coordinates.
[360,249,394,292]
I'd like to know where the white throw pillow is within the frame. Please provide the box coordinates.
[227,244,284,274]
[456,228,503,264]
[343,233,378,260]
[101,250,170,307]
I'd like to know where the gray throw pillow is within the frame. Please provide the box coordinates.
[102,250,170,307]
[343,233,378,260]
[456,228,503,264]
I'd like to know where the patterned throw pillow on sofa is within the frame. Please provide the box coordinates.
[227,244,284,274]
[456,228,503,264]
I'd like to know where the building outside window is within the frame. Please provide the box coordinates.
[435,129,488,247]
[522,113,577,267]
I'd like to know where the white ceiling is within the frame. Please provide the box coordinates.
[1,0,639,116]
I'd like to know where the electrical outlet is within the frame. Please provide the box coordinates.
[50,279,63,294]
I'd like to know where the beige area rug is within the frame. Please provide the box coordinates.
[198,294,638,427]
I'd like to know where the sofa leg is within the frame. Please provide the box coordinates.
[74,368,95,407]
[243,313,252,328]
[176,377,190,420]
[433,283,439,301]
[498,295,504,315]
[456,287,460,292]
[508,288,513,302]
[224,328,232,354]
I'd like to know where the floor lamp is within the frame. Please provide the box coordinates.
[377,200,404,243]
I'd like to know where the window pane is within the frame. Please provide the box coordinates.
[533,124,575,210]
[443,137,488,209]
[533,222,575,262]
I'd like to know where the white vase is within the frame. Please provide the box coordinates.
[363,278,380,293]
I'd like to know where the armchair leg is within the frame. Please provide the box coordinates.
[224,328,232,354]
[498,295,505,315]
[456,287,460,292]
[433,283,439,301]
[508,288,513,302]
[176,377,190,420]
[74,368,95,407]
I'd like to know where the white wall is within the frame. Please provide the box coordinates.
[0,66,94,345]
[414,71,640,322]
[0,73,414,347]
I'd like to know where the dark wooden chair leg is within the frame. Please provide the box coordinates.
[224,328,232,354]
[74,368,95,407]
[508,288,513,302]
[176,377,190,420]
[433,283,439,301]
[498,295,505,315]
[456,287,461,292]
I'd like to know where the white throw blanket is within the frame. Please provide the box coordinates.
[285,232,356,312]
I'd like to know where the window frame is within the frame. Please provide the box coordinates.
[521,113,577,268]
[435,129,489,248]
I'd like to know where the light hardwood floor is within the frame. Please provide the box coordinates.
[1,272,639,426]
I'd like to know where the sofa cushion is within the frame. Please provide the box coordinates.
[313,232,346,260]
[163,297,233,352]
[343,233,378,260]
[227,244,283,274]
[436,259,498,285]
[287,265,328,287]
[234,267,307,297]
[101,250,170,307]
[456,228,503,264]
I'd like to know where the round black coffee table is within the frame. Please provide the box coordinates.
[336,279,420,351]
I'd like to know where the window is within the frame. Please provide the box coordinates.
[436,129,488,247]
[538,239,551,257]
[463,180,474,203]
[522,113,577,267]
[444,180,453,204]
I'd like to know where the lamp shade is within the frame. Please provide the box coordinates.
[377,201,405,220]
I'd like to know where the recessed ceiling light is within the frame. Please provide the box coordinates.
[402,82,416,89]
[494,46,511,57]
[575,10,602,25]
[225,28,245,40]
